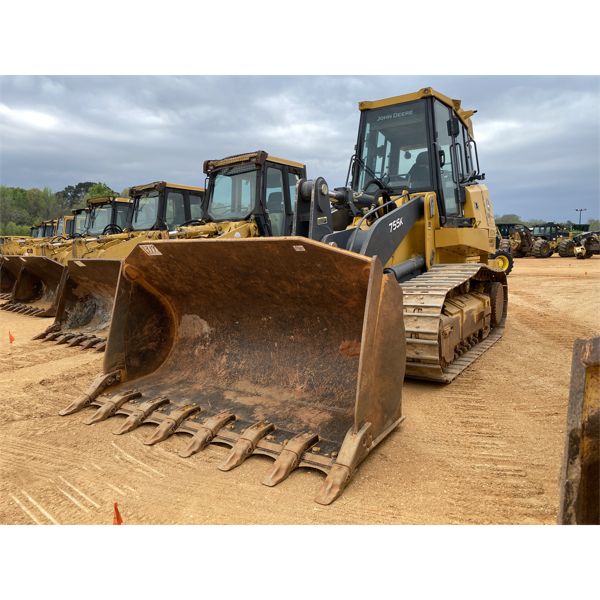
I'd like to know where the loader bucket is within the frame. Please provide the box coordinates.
[559,337,599,524]
[35,259,122,349]
[60,237,406,504]
[0,256,23,300]
[2,256,66,317]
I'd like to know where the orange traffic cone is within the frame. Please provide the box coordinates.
[113,502,123,525]
[8,331,15,344]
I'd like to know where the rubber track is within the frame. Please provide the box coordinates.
[400,264,508,383]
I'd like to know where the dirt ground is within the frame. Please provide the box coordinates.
[0,256,598,525]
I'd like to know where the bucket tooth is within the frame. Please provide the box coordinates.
[262,432,319,487]
[22,307,37,315]
[112,397,170,435]
[314,422,374,505]
[179,411,236,458]
[56,333,77,345]
[143,405,202,446]
[32,325,58,341]
[67,335,87,347]
[83,390,142,425]
[58,370,121,416]
[95,341,107,352]
[314,463,352,506]
[44,332,63,342]
[81,337,102,350]
[219,421,275,472]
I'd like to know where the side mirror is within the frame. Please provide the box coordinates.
[438,149,446,167]
[404,151,412,160]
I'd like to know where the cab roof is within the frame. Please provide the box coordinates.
[203,151,305,174]
[129,181,205,195]
[87,196,131,206]
[358,87,476,137]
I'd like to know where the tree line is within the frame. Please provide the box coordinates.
[0,182,118,236]
[1,185,599,236]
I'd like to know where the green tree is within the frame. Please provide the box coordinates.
[85,182,115,201]
[496,214,524,224]
[56,182,96,210]
[589,218,600,231]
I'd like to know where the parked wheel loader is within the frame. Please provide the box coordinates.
[61,88,508,505]
[0,196,131,317]
[559,337,599,524]
[34,181,205,349]
[35,158,301,350]
[0,219,58,302]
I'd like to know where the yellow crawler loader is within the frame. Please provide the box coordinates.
[61,88,508,504]
[34,181,205,349]
[1,197,131,317]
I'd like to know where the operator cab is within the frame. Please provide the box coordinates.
[351,88,482,226]
[531,222,567,240]
[202,151,306,236]
[71,208,89,237]
[30,224,44,238]
[128,182,205,232]
[41,220,57,238]
[85,196,131,236]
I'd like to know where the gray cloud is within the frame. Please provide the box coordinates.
[0,75,598,221]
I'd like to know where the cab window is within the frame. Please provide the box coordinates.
[265,167,285,235]
[189,191,203,220]
[165,191,186,229]
[433,100,460,216]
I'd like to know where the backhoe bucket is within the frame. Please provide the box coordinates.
[34,259,122,350]
[0,256,23,300]
[559,337,599,524]
[60,237,406,504]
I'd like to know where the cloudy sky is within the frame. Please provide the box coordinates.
[0,75,598,221]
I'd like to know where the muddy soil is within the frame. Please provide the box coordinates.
[0,256,598,524]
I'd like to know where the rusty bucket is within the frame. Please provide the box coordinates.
[60,237,406,504]
[2,256,65,317]
[33,258,122,350]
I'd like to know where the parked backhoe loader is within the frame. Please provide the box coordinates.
[60,87,508,504]
[34,181,205,348]
[559,337,599,524]
[1,197,130,316]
